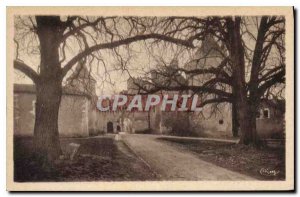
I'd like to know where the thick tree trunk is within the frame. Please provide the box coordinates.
[34,80,62,162]
[232,101,239,137]
[238,101,259,145]
[33,16,64,162]
[231,85,239,137]
[227,17,259,145]
[239,18,269,146]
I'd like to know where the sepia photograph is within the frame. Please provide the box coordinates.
[6,6,294,191]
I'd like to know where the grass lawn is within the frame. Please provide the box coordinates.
[14,136,157,182]
[158,137,285,180]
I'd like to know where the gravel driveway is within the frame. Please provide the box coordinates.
[122,134,254,181]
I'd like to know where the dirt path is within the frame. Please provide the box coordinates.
[122,134,255,180]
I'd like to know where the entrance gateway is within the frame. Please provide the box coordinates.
[107,122,113,133]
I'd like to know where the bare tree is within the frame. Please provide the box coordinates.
[13,16,199,162]
[128,16,285,145]
[13,15,285,165]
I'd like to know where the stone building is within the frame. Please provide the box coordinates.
[64,61,103,136]
[121,35,285,138]
[256,99,285,138]
[97,93,151,134]
[14,36,285,139]
[13,62,102,137]
[184,35,285,138]
[13,83,90,137]
[125,59,191,135]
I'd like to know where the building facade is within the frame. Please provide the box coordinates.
[13,37,285,139]
[13,84,90,137]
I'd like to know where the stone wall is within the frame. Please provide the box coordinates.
[256,102,285,138]
[13,92,90,137]
[14,93,36,136]
[190,104,232,138]
[58,95,90,137]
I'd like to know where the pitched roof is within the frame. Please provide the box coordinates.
[261,98,285,113]
[194,35,224,59]
[66,61,96,82]
[14,83,90,98]
[14,84,36,93]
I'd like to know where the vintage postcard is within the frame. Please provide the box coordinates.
[7,7,294,191]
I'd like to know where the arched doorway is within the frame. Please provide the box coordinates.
[117,125,121,132]
[107,122,113,133]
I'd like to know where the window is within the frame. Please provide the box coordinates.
[219,119,224,125]
[263,108,270,119]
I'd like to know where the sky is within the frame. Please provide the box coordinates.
[14,41,195,95]
[13,16,284,97]
[14,16,197,95]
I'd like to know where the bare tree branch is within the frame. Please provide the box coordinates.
[14,60,39,83]
[62,33,195,77]
[258,68,285,96]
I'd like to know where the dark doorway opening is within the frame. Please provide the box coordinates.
[117,125,121,132]
[107,122,113,133]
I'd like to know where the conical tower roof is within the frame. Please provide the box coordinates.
[194,35,223,59]
[67,61,96,82]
